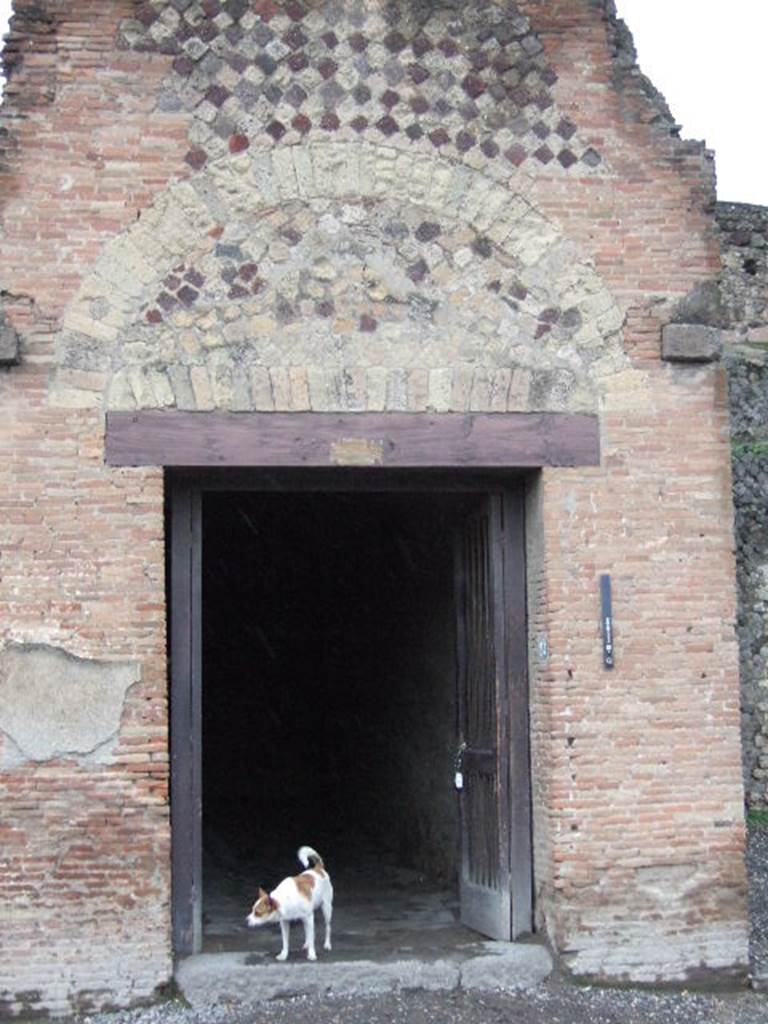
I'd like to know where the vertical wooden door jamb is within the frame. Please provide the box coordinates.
[454,506,470,911]
[503,489,534,938]
[490,493,513,936]
[170,480,203,957]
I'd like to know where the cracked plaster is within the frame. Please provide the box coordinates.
[0,645,140,768]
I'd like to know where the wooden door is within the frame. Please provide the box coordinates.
[455,491,531,940]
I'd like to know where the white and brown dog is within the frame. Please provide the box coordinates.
[245,846,333,961]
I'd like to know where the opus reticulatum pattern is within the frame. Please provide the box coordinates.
[118,0,603,177]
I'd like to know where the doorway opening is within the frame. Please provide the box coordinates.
[202,490,467,957]
[169,471,533,961]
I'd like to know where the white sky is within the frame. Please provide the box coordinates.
[0,0,765,205]
[615,0,768,206]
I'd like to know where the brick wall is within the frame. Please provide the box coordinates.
[531,363,747,980]
[0,1,186,1015]
[0,0,749,1011]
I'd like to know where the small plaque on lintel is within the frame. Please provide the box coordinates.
[329,437,385,466]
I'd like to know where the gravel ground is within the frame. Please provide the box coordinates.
[78,980,767,1024]
[72,824,768,1024]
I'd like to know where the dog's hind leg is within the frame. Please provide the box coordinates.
[302,913,317,961]
[322,896,332,951]
[276,919,290,961]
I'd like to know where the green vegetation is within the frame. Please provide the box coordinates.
[732,440,768,457]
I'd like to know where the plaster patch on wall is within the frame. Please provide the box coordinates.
[563,919,749,984]
[635,863,699,901]
[0,645,139,768]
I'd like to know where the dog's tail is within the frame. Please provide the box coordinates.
[298,845,324,870]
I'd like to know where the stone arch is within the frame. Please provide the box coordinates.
[53,142,626,414]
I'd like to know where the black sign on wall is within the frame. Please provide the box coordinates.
[600,574,614,670]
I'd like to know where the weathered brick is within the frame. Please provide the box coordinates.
[0,0,750,1014]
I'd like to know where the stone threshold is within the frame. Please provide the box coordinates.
[174,941,553,1006]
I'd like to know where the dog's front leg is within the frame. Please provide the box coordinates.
[302,913,317,961]
[276,919,290,961]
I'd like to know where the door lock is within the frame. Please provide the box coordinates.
[454,741,467,790]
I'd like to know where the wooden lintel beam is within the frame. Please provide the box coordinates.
[105,410,600,469]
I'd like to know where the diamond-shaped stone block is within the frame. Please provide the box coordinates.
[117,0,603,176]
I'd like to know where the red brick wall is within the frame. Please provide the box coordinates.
[0,2,185,1015]
[529,363,747,979]
[0,0,748,1011]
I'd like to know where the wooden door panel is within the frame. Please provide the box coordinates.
[455,496,512,940]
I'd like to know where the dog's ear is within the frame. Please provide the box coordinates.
[258,887,268,900]
[267,895,277,909]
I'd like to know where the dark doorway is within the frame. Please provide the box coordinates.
[169,472,532,959]
[201,491,464,953]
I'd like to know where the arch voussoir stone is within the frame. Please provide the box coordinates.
[52,142,630,418]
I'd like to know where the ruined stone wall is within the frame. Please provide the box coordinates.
[0,0,749,1012]
[719,202,768,808]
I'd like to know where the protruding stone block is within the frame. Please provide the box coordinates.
[661,323,722,363]
[0,319,20,366]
